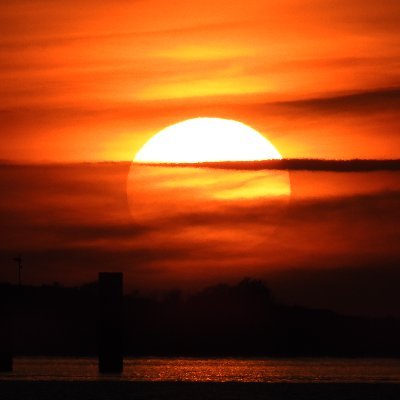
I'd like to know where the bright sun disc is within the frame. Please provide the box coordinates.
[128,117,291,253]
[134,117,282,163]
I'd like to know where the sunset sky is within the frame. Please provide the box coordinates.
[1,1,400,317]
[1,0,400,161]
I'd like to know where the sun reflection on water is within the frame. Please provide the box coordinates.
[3,358,400,383]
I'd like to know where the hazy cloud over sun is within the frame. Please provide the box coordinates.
[0,163,399,316]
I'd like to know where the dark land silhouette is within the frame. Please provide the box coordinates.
[1,278,399,358]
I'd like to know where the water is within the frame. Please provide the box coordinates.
[1,358,400,383]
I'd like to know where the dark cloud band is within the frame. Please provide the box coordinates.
[137,159,400,172]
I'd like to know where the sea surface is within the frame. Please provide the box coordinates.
[1,357,400,383]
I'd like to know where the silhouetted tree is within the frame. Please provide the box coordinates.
[1,279,400,357]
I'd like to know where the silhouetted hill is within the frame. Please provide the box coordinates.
[1,279,399,357]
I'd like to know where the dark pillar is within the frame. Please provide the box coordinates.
[0,313,13,372]
[98,272,123,373]
[0,353,12,372]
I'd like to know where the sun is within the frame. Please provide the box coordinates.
[134,117,282,163]
[127,117,290,254]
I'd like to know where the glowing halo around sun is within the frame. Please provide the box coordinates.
[134,117,282,163]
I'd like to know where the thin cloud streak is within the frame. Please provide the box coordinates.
[138,159,400,172]
[274,87,400,115]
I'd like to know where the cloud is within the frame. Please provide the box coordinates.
[140,159,400,172]
[275,87,400,115]
[0,162,399,317]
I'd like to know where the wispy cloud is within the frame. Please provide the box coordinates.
[139,159,400,172]
[275,87,400,115]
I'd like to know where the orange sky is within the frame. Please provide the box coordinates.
[1,1,400,317]
[1,0,400,161]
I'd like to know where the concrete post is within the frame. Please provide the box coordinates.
[0,313,13,372]
[98,272,123,373]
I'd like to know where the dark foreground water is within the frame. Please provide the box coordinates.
[1,381,400,400]
[1,358,400,400]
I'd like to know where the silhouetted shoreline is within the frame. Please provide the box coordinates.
[1,279,399,358]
